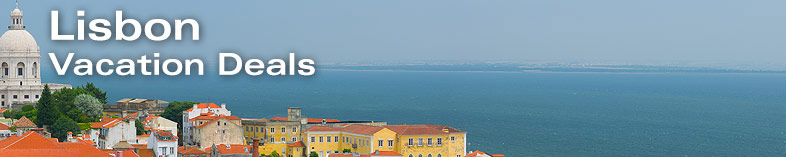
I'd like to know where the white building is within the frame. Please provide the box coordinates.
[182,103,231,145]
[90,118,136,149]
[148,130,178,157]
[0,3,70,109]
[145,115,178,136]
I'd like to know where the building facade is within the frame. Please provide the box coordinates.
[0,3,70,109]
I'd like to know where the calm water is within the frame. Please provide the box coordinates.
[44,70,786,156]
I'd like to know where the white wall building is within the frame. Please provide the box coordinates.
[182,103,231,145]
[148,130,178,157]
[0,3,69,109]
[92,118,137,149]
[146,115,178,135]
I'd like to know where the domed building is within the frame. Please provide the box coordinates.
[0,3,70,109]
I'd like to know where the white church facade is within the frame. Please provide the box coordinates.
[0,3,70,109]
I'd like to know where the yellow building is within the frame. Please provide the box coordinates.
[242,118,302,156]
[303,124,383,157]
[384,124,466,157]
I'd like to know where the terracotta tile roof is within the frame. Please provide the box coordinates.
[270,117,340,123]
[112,141,135,149]
[425,124,466,133]
[0,132,111,156]
[152,130,177,142]
[287,141,305,147]
[90,118,122,129]
[122,112,139,120]
[77,139,96,146]
[384,125,449,135]
[119,150,140,157]
[303,126,344,132]
[341,124,383,135]
[0,123,9,130]
[204,144,252,155]
[185,103,222,112]
[181,147,208,155]
[136,148,155,157]
[13,116,36,128]
[0,109,7,113]
[131,144,147,150]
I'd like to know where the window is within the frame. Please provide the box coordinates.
[222,130,225,133]
[3,68,7,75]
[428,154,432,157]
[270,127,275,133]
[170,147,174,154]
[388,140,394,147]
[409,155,414,157]
[326,136,331,142]
[255,127,259,132]
[270,138,275,142]
[378,140,383,147]
[292,137,297,142]
[319,136,324,142]
[17,68,22,76]
[334,136,338,143]
[427,138,433,146]
[282,127,286,133]
[451,136,455,141]
[437,138,442,146]
[1,95,3,98]
[217,122,220,126]
[408,138,413,146]
[418,138,423,146]
[23,95,28,99]
[245,126,249,132]
[12,95,16,99]
[310,136,315,143]
[292,127,297,133]
[281,137,285,142]
[438,154,442,157]
[35,95,38,98]
[419,154,423,157]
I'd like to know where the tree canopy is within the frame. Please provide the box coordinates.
[35,84,59,127]
[73,94,103,118]
[49,116,80,141]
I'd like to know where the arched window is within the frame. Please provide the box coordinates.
[409,155,413,157]
[419,154,423,157]
[438,154,442,157]
[2,62,8,76]
[428,154,432,157]
[16,62,24,76]
[32,62,37,78]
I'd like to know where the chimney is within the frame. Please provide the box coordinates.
[121,111,127,118]
[67,132,73,139]
[115,151,123,157]
[193,104,198,110]
[252,138,260,156]
[221,104,226,109]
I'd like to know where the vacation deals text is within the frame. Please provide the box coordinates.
[48,10,316,76]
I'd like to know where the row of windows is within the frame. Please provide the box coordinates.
[377,139,395,147]
[0,95,39,99]
[308,135,372,147]
[268,137,299,143]
[244,126,298,134]
[407,137,445,146]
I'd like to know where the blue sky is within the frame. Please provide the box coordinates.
[7,0,786,69]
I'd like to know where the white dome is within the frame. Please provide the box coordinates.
[0,30,38,52]
[10,8,20,16]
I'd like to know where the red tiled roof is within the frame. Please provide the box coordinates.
[90,118,122,129]
[0,123,9,130]
[13,116,36,128]
[181,147,208,155]
[137,148,155,157]
[204,144,252,155]
[341,124,383,135]
[425,124,466,133]
[0,132,111,156]
[152,130,177,142]
[0,109,8,113]
[287,141,305,147]
[185,103,222,112]
[122,112,139,120]
[303,126,344,132]
[270,117,340,123]
[384,125,449,135]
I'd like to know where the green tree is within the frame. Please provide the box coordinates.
[83,82,108,104]
[36,84,60,127]
[270,151,280,157]
[135,119,145,135]
[259,153,266,157]
[66,108,82,120]
[73,94,103,118]
[2,110,16,119]
[342,149,352,153]
[48,116,80,141]
[309,152,319,157]
[161,101,199,145]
